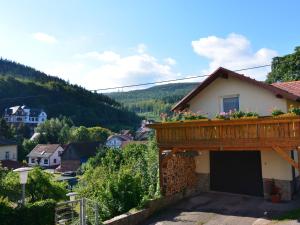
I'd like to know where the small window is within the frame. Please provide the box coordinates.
[44,159,48,164]
[31,158,35,163]
[223,96,239,113]
[53,158,57,164]
[5,152,9,160]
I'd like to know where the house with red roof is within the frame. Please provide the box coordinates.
[149,67,300,201]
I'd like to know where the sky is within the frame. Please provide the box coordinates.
[0,0,299,92]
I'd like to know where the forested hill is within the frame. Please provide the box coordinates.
[0,59,140,130]
[106,82,199,120]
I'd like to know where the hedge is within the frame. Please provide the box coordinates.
[0,198,56,225]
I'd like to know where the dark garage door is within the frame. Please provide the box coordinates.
[210,151,263,196]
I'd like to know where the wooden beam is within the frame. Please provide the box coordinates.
[273,146,299,169]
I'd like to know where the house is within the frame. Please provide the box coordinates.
[27,144,63,168]
[3,105,47,125]
[135,120,153,141]
[57,142,101,172]
[0,138,18,169]
[148,67,300,201]
[106,134,133,148]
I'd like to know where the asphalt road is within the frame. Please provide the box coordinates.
[143,192,300,225]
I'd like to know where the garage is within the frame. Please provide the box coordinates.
[210,151,264,196]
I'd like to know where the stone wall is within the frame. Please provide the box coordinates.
[161,152,197,196]
[263,178,294,201]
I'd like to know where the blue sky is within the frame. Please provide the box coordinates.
[0,0,299,91]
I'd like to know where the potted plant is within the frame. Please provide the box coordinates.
[270,179,281,203]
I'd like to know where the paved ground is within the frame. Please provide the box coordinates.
[144,192,300,225]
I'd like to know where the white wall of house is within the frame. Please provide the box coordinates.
[106,138,123,148]
[0,145,17,161]
[28,146,63,167]
[187,76,288,118]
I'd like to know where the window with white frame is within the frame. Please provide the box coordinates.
[222,95,239,113]
[31,158,35,163]
[44,159,48,164]
[5,152,9,160]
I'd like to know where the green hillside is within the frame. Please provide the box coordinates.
[106,82,199,120]
[0,59,141,130]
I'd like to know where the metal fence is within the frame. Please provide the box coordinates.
[55,198,99,225]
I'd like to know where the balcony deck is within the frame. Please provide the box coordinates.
[148,116,300,151]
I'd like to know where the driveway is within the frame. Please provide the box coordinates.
[144,192,300,225]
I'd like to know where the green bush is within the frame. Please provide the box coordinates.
[0,199,56,225]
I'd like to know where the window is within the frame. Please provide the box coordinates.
[5,152,9,160]
[44,159,48,164]
[222,96,239,113]
[53,158,57,164]
[31,158,35,163]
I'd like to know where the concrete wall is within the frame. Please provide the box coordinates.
[187,76,288,118]
[0,145,17,161]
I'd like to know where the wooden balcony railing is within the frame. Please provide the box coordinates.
[148,116,300,151]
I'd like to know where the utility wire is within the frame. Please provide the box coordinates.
[91,64,271,92]
[0,63,272,101]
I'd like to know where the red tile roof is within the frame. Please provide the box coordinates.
[271,81,300,97]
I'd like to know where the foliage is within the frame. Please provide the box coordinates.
[0,198,56,225]
[107,83,198,120]
[215,110,259,120]
[271,108,284,116]
[0,58,141,130]
[0,118,14,138]
[266,47,300,83]
[76,138,159,221]
[288,105,300,115]
[161,110,207,122]
[0,167,67,203]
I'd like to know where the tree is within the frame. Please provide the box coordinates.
[266,46,300,83]
[35,116,74,144]
[0,167,67,203]
[69,126,90,143]
[87,127,111,143]
[0,118,13,139]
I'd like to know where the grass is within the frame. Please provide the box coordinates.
[273,208,300,221]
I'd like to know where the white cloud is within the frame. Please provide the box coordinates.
[33,32,57,44]
[164,57,176,65]
[136,43,147,54]
[75,51,121,62]
[191,33,278,80]
[86,52,179,90]
[43,45,179,91]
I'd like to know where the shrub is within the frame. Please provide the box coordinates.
[0,199,56,225]
[272,108,285,116]
[289,105,300,115]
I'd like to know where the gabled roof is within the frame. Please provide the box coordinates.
[107,134,132,142]
[62,142,101,158]
[172,67,300,111]
[27,144,61,158]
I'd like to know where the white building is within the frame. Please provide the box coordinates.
[3,105,47,125]
[106,134,133,148]
[27,144,63,168]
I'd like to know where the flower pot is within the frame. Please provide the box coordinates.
[271,194,281,203]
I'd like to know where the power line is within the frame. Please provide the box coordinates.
[91,64,271,92]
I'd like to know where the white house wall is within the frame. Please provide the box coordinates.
[188,76,288,117]
[0,145,17,161]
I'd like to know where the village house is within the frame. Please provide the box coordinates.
[27,144,63,168]
[57,142,101,172]
[148,67,300,201]
[106,131,133,148]
[3,105,47,125]
[0,138,19,169]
